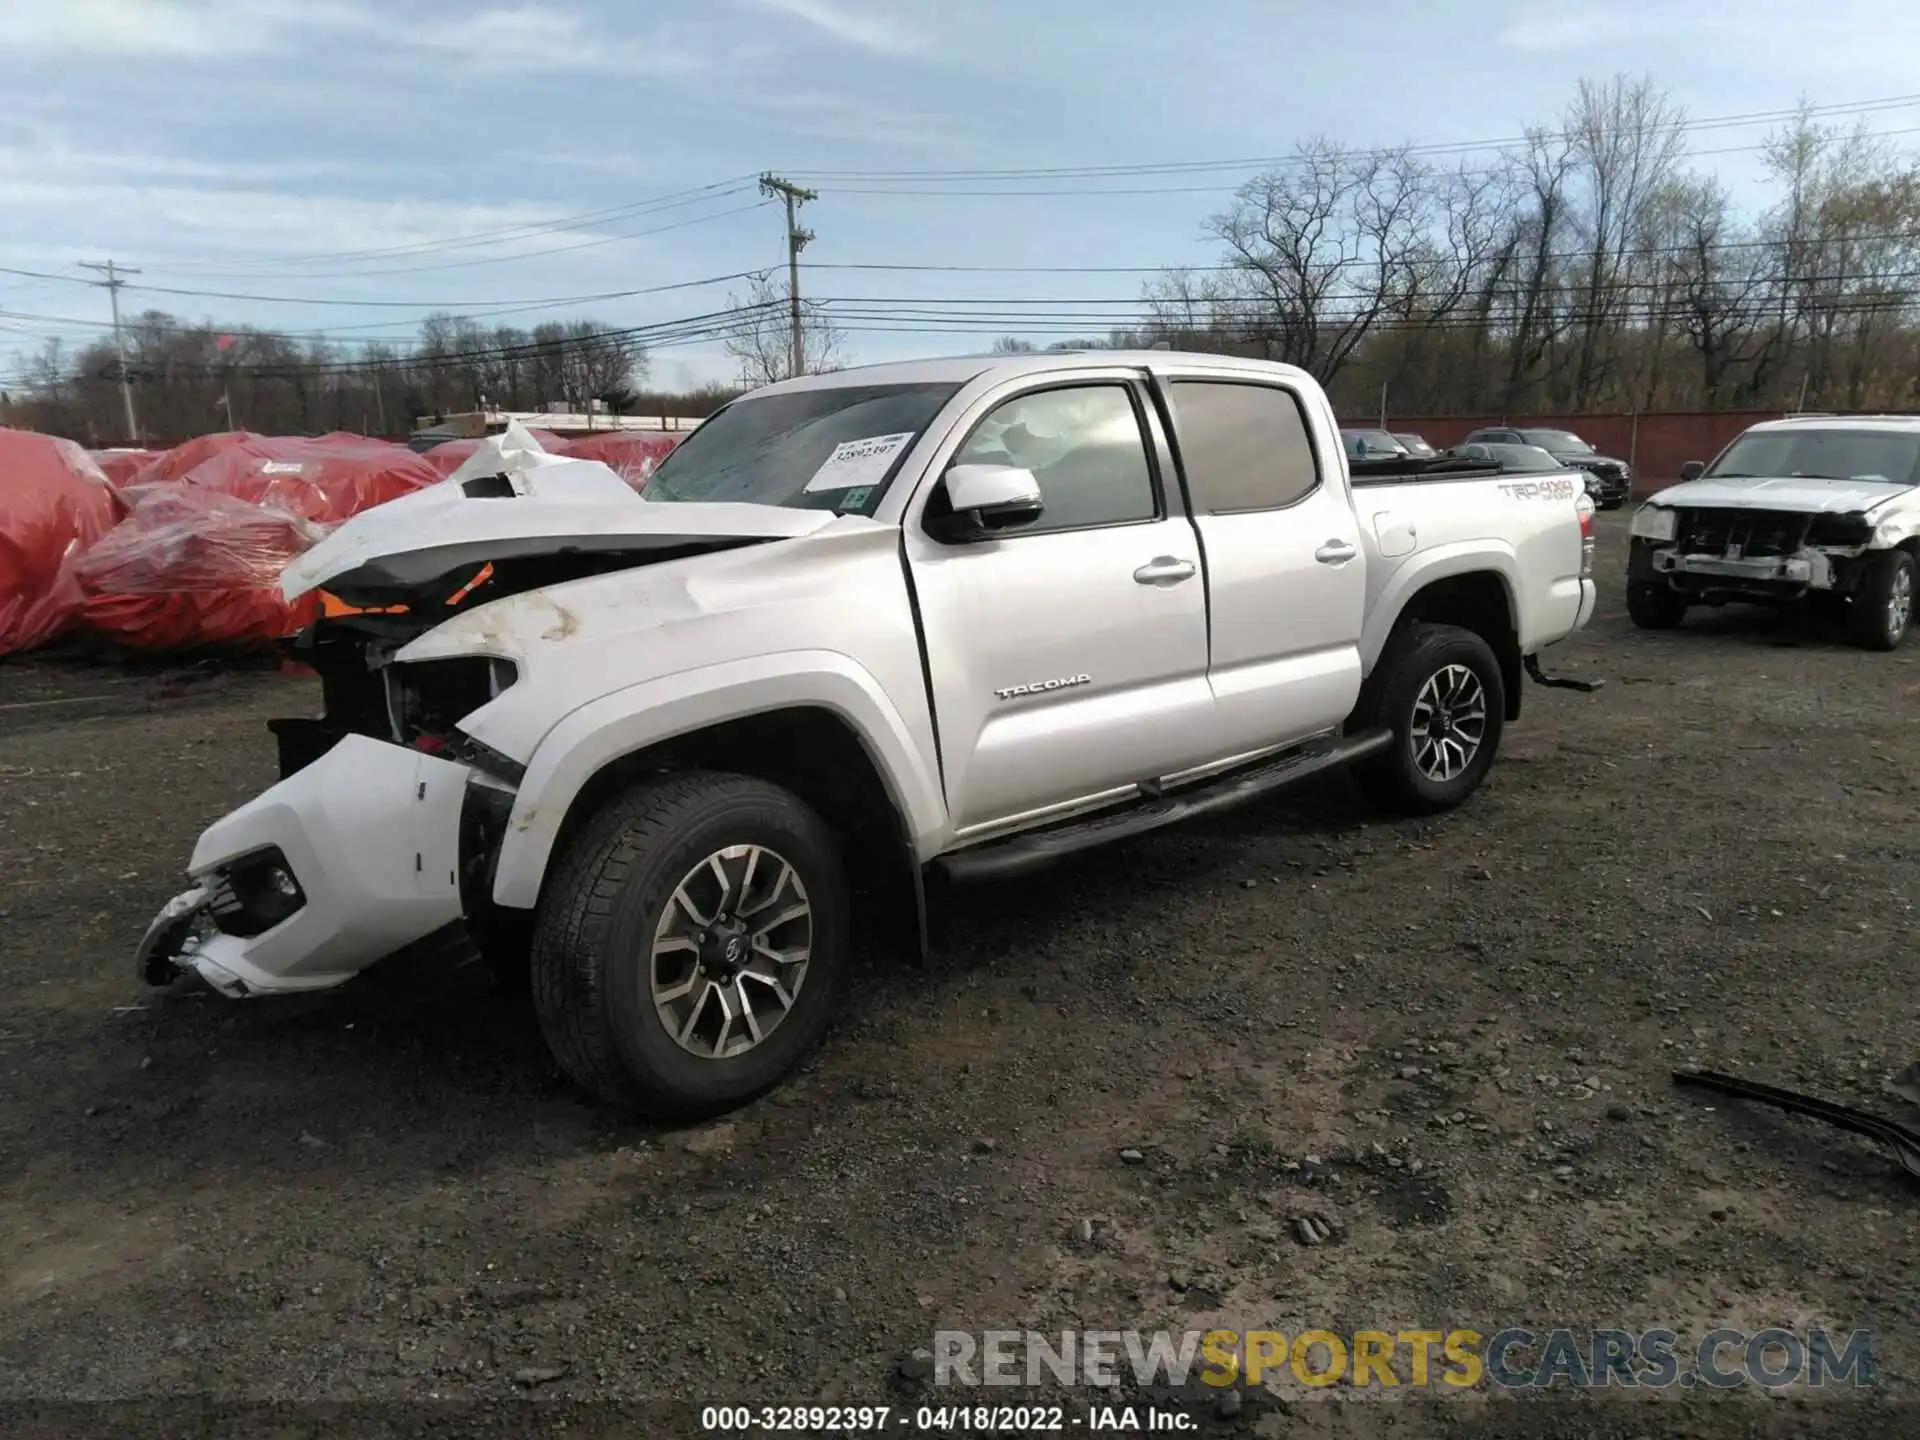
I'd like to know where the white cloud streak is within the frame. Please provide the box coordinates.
[751,0,926,56]
[0,0,706,73]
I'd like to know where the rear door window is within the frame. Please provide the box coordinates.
[1170,381,1321,513]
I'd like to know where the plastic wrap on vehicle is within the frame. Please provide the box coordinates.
[128,431,261,486]
[90,448,159,486]
[55,485,327,650]
[178,432,440,524]
[421,429,567,477]
[560,430,683,490]
[0,428,125,656]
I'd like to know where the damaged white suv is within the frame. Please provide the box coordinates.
[1628,415,1920,649]
[138,352,1597,1117]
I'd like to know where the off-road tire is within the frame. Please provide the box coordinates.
[530,772,848,1119]
[1350,622,1506,816]
[1850,548,1916,652]
[1627,581,1689,630]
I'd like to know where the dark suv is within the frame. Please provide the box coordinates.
[1462,427,1630,509]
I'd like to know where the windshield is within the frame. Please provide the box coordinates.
[1343,429,1404,456]
[1519,429,1592,453]
[1465,443,1561,472]
[644,381,961,514]
[1705,429,1920,486]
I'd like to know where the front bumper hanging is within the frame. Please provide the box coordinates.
[136,734,478,997]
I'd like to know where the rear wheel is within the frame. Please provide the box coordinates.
[1627,581,1688,630]
[530,772,848,1119]
[1851,549,1915,652]
[1351,623,1506,815]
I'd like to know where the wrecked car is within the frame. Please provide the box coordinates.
[1628,415,1920,650]
[138,352,1597,1118]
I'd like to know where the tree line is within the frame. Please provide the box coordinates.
[0,312,743,447]
[1125,77,1920,418]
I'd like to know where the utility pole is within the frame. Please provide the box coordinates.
[79,259,141,442]
[759,173,817,378]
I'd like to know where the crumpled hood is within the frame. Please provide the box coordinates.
[1645,474,1915,514]
[281,421,834,601]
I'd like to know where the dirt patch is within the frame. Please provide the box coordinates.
[1,514,1915,1430]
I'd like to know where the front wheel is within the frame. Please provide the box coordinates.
[1627,581,1688,630]
[1851,549,1916,651]
[530,772,848,1119]
[1351,623,1506,816]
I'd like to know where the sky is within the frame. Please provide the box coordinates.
[3,0,1920,395]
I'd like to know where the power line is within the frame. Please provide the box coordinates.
[785,93,1920,183]
[144,175,763,274]
[162,198,776,282]
[811,129,1920,198]
[759,173,818,377]
[0,264,762,317]
[77,260,140,441]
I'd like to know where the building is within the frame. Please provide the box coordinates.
[406,402,704,450]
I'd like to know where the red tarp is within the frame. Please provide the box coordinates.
[421,429,567,477]
[89,448,159,487]
[177,432,440,524]
[0,429,125,656]
[560,431,683,489]
[53,485,324,650]
[128,431,260,486]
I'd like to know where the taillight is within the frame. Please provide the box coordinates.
[1575,494,1596,579]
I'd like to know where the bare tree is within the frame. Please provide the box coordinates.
[1563,74,1690,406]
[723,271,846,385]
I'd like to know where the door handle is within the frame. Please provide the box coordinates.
[1314,539,1358,565]
[1133,556,1197,585]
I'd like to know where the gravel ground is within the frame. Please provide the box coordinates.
[1,512,1916,1438]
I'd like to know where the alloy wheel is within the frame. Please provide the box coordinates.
[650,844,812,1059]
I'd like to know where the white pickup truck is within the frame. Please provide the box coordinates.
[137,351,1598,1117]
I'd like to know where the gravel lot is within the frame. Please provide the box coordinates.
[2,512,1916,1437]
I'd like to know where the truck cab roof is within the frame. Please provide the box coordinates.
[746,349,1323,398]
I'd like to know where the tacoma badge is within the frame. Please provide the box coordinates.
[994,674,1092,700]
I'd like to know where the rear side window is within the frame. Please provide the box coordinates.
[1169,381,1320,513]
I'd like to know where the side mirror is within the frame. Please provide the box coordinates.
[928,463,1044,541]
[1678,460,1705,482]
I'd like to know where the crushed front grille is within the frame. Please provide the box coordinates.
[1675,508,1812,558]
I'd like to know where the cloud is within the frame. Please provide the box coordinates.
[0,165,614,273]
[751,0,926,56]
[0,0,705,74]
[0,0,303,57]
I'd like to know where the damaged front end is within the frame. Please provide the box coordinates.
[1630,505,1877,604]
[136,430,840,997]
[132,552,641,994]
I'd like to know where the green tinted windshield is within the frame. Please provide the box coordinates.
[645,382,961,515]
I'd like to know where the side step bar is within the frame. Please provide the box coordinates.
[933,727,1393,884]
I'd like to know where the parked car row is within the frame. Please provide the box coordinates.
[1338,425,1631,509]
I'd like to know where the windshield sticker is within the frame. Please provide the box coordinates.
[836,485,874,512]
[803,432,916,493]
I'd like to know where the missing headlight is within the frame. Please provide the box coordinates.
[385,657,518,747]
[210,846,307,937]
